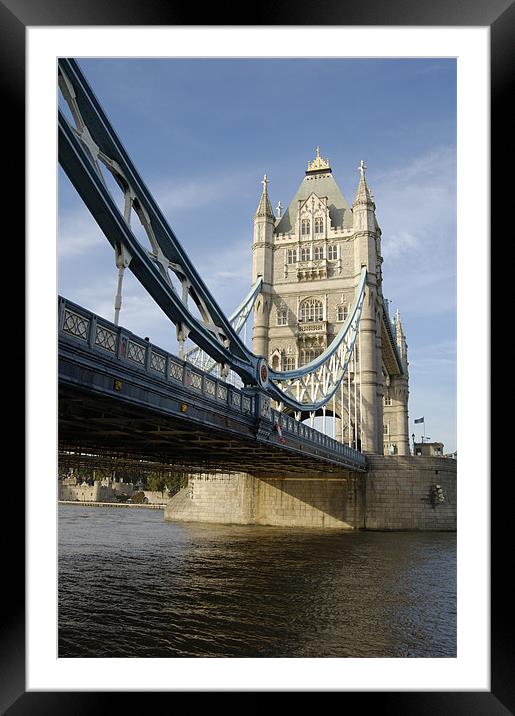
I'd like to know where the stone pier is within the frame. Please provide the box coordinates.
[164,456,456,531]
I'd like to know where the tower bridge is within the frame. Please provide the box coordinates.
[58,296,366,475]
[57,59,456,530]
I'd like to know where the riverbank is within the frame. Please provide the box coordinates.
[58,500,164,509]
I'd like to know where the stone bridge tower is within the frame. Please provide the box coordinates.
[251,149,409,455]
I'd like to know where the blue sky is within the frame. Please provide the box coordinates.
[58,58,456,452]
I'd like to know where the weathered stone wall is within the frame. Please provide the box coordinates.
[58,483,115,502]
[164,472,364,529]
[164,457,457,531]
[364,456,457,530]
[253,475,363,528]
[164,474,255,525]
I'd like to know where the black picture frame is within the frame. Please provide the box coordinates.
[4,0,507,712]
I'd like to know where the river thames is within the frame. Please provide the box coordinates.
[58,503,456,658]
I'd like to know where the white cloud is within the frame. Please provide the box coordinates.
[409,339,456,377]
[373,146,456,317]
[153,167,255,214]
[58,208,105,258]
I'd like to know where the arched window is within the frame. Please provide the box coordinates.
[314,217,324,234]
[337,305,348,322]
[287,248,297,264]
[284,356,296,370]
[313,245,324,260]
[301,347,322,365]
[276,309,287,326]
[327,245,338,260]
[300,246,311,262]
[299,298,324,322]
[301,218,310,236]
[300,349,312,366]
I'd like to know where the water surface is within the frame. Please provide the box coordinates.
[58,504,456,658]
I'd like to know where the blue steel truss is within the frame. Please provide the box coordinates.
[184,277,262,376]
[58,58,366,414]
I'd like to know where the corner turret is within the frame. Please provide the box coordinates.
[252,175,275,359]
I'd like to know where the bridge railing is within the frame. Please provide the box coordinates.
[58,295,255,412]
[58,297,366,470]
[267,405,366,468]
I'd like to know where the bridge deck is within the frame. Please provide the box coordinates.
[58,298,367,476]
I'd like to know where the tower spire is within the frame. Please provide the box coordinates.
[395,309,409,372]
[254,173,275,219]
[353,159,375,209]
[352,158,378,240]
[353,159,375,208]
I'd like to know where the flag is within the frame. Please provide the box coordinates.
[414,417,424,424]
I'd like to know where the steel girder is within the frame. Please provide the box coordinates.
[57,58,366,414]
[184,277,262,376]
[58,58,259,385]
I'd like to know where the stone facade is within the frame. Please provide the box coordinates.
[251,150,410,456]
[164,472,364,529]
[414,441,445,457]
[59,481,115,502]
[58,479,169,505]
[164,456,456,531]
[364,456,456,530]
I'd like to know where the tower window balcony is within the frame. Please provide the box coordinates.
[297,320,327,336]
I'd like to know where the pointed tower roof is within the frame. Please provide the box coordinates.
[395,309,407,347]
[353,160,375,208]
[254,174,275,220]
[394,308,409,371]
[275,148,353,234]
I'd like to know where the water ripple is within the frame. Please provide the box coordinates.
[58,505,456,657]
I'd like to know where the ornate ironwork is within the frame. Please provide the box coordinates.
[150,351,166,373]
[95,325,117,352]
[63,309,89,340]
[127,341,145,365]
[169,361,183,382]
[189,372,202,390]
